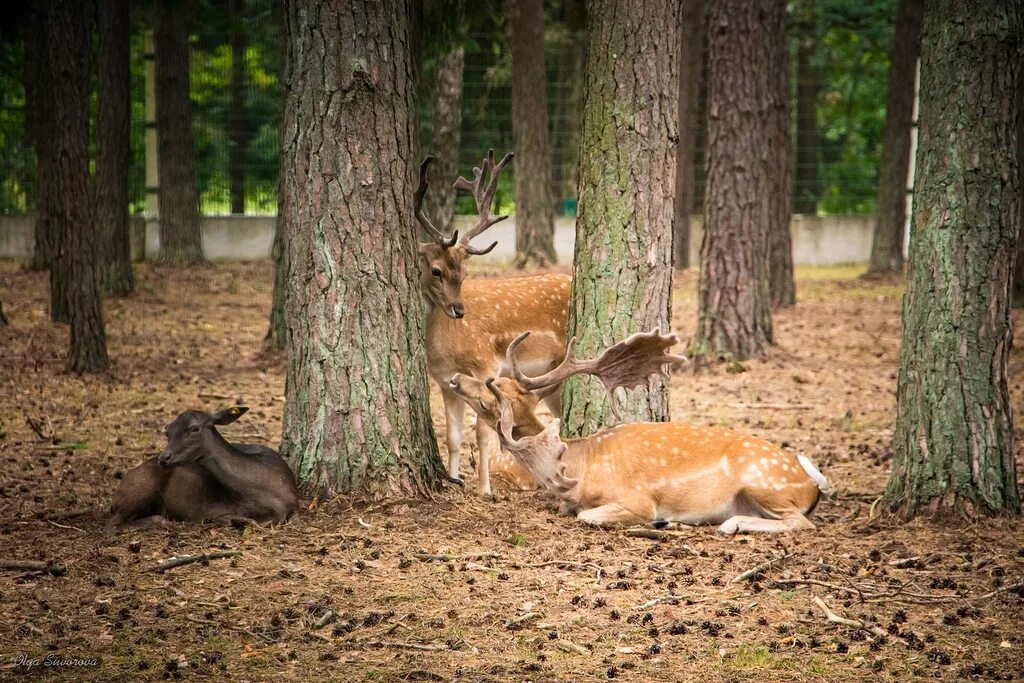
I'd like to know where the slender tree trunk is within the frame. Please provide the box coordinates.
[228,0,248,215]
[266,0,289,351]
[281,0,444,499]
[884,0,1020,519]
[792,2,820,215]
[154,0,204,263]
[673,0,703,271]
[424,45,464,236]
[1014,47,1024,308]
[561,0,680,437]
[97,0,134,296]
[868,0,924,275]
[49,0,109,373]
[28,2,58,274]
[504,0,557,268]
[550,0,585,207]
[692,26,709,216]
[767,3,795,309]
[694,0,777,360]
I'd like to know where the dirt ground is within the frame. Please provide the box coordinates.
[0,261,1022,682]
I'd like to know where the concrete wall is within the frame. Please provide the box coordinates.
[0,213,876,266]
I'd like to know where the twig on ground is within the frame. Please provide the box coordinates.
[463,562,501,574]
[812,596,890,640]
[197,392,233,400]
[726,403,816,410]
[973,581,1024,602]
[337,639,449,652]
[887,556,921,568]
[632,595,692,610]
[0,559,67,576]
[732,553,791,583]
[505,611,542,629]
[520,560,603,581]
[555,640,591,655]
[624,528,693,541]
[151,550,241,572]
[312,609,336,629]
[47,520,86,533]
[413,552,500,562]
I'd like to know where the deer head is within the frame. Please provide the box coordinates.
[157,406,248,468]
[415,150,513,319]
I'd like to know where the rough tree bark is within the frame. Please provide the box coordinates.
[49,0,109,373]
[228,0,248,215]
[280,0,444,499]
[792,0,821,215]
[504,0,557,268]
[693,0,777,360]
[867,0,924,275]
[766,2,794,309]
[154,0,204,263]
[28,2,58,275]
[97,0,134,296]
[561,0,680,437]
[1013,46,1024,308]
[673,0,703,271]
[884,0,1021,519]
[424,45,464,236]
[550,0,585,207]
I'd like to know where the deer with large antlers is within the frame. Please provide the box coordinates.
[448,330,830,533]
[415,150,570,495]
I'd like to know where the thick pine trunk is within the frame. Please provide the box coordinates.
[505,0,557,268]
[29,3,58,275]
[228,0,248,215]
[550,0,585,208]
[868,0,923,275]
[672,0,703,271]
[561,0,680,437]
[424,45,464,236]
[792,5,820,215]
[154,0,204,263]
[694,0,777,360]
[97,0,134,296]
[49,0,109,373]
[280,0,444,500]
[884,0,1020,518]
[766,3,795,309]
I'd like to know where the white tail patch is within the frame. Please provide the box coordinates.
[796,454,831,495]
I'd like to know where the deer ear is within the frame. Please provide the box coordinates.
[211,406,248,425]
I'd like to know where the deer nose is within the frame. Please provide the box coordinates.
[449,374,462,389]
[157,452,171,468]
[451,303,465,319]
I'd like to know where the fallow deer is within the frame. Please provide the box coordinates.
[415,151,570,495]
[449,330,830,534]
[107,407,299,529]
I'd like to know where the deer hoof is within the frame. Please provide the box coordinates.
[651,519,669,530]
[716,521,739,537]
[445,476,465,488]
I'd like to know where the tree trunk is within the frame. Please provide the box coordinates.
[424,45,463,236]
[28,2,58,275]
[884,0,1020,519]
[550,0,585,207]
[49,0,109,373]
[228,0,248,215]
[1013,43,1024,308]
[693,0,777,360]
[504,0,557,268]
[561,0,680,437]
[766,3,795,309]
[792,2,820,215]
[280,0,444,500]
[867,0,923,275]
[266,0,290,352]
[97,0,134,296]
[154,0,204,263]
[673,0,703,271]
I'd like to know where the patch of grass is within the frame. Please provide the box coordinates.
[722,644,798,671]
[507,532,528,547]
[61,441,90,450]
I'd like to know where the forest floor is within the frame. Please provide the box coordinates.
[0,261,1022,683]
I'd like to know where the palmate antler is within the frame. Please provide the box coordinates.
[506,328,688,420]
[453,149,514,255]
[486,379,577,494]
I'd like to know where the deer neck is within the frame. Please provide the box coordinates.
[196,430,262,492]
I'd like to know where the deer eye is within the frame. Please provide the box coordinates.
[189,425,201,433]
[431,267,442,278]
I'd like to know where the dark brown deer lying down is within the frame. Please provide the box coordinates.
[107,407,299,529]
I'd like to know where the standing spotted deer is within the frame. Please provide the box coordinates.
[449,330,830,534]
[415,151,570,494]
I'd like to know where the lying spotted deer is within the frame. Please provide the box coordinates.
[448,330,831,534]
[415,151,570,495]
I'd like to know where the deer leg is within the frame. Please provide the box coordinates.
[475,419,497,497]
[576,502,652,528]
[440,386,466,481]
[112,514,170,530]
[717,511,816,536]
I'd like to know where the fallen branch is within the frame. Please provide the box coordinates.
[726,402,815,410]
[0,559,67,576]
[413,552,500,563]
[463,562,501,574]
[624,528,692,541]
[555,640,591,655]
[151,550,241,572]
[732,553,791,583]
[519,560,603,581]
[337,639,448,652]
[197,392,233,400]
[505,611,542,629]
[312,610,336,629]
[812,596,889,640]
[632,595,691,611]
[973,580,1024,602]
